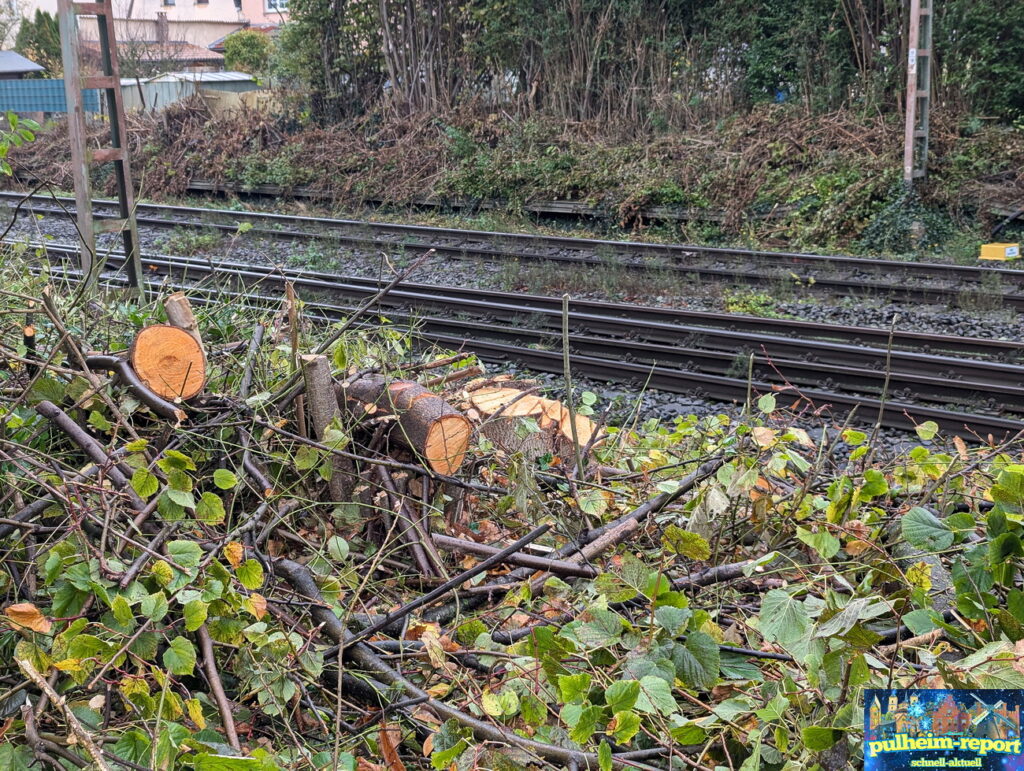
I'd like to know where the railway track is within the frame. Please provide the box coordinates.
[24,240,1024,438]
[4,190,1024,310]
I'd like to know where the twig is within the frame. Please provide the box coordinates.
[561,294,587,480]
[34,401,146,511]
[268,249,434,406]
[17,658,111,771]
[197,624,241,752]
[332,524,550,652]
[431,533,598,577]
[83,355,186,422]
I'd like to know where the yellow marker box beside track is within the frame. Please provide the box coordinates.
[979,242,1021,261]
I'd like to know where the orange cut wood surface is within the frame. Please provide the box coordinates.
[130,325,206,401]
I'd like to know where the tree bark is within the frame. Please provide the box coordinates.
[338,375,472,476]
[300,354,353,501]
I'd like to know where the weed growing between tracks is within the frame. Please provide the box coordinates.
[3,256,1024,769]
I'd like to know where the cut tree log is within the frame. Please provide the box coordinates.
[339,375,472,476]
[129,324,206,401]
[163,292,203,348]
[466,385,597,460]
[300,354,353,501]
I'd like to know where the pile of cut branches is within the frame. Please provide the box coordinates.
[2,260,1024,770]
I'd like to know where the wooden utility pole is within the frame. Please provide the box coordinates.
[902,0,934,186]
[57,0,143,295]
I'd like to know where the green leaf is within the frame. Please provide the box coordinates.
[915,420,939,441]
[326,536,349,561]
[159,450,197,471]
[902,608,940,635]
[195,492,226,525]
[841,429,866,446]
[163,636,196,675]
[796,526,840,559]
[558,672,592,703]
[755,694,789,722]
[140,592,169,622]
[509,691,539,728]
[88,410,112,431]
[131,468,159,499]
[212,469,238,490]
[112,595,135,626]
[572,609,625,648]
[166,468,193,492]
[598,741,612,771]
[610,710,641,743]
[604,680,640,713]
[112,730,151,765]
[481,690,504,717]
[237,559,264,590]
[672,632,720,690]
[567,704,602,744]
[759,589,812,659]
[990,532,1024,565]
[669,718,708,745]
[662,525,711,560]
[757,393,776,413]
[184,600,208,632]
[577,488,608,517]
[167,541,203,570]
[814,598,886,638]
[901,507,953,551]
[654,606,692,636]
[294,445,319,470]
[165,488,196,509]
[635,675,678,716]
[802,725,840,752]
[859,468,889,499]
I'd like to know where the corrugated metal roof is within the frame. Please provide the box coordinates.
[0,51,45,75]
[147,71,256,83]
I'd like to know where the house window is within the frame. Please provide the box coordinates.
[196,0,207,5]
[162,0,174,6]
[266,0,287,11]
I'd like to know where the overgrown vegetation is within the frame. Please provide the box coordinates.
[10,101,1024,255]
[278,0,1024,126]
[3,251,1024,770]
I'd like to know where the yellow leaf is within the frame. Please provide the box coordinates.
[54,658,83,672]
[186,697,206,730]
[481,690,504,717]
[150,560,173,587]
[224,542,244,568]
[245,592,267,620]
[4,602,52,634]
[426,682,451,698]
[907,561,933,592]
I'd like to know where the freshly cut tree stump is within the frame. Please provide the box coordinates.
[339,375,472,475]
[467,386,598,460]
[129,325,206,401]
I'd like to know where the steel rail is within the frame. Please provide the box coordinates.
[49,264,1024,439]
[28,241,1024,423]
[13,236,1024,363]
[28,240,1024,385]
[4,191,1024,301]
